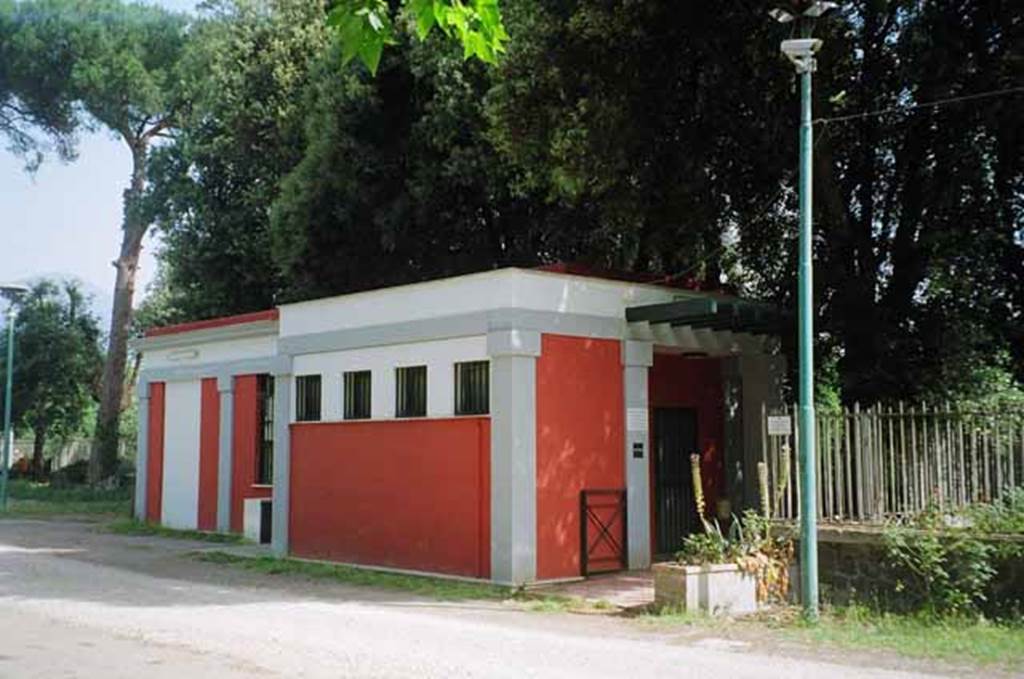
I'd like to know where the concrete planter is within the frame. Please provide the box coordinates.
[652,562,758,615]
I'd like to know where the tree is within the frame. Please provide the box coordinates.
[0,0,190,480]
[0,280,103,480]
[326,0,507,74]
[0,0,79,168]
[146,0,330,322]
[139,0,1024,407]
[485,0,1023,404]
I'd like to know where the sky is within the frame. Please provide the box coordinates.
[0,0,200,317]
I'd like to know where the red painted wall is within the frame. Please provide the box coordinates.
[197,378,220,531]
[290,418,491,578]
[648,354,724,543]
[536,334,624,580]
[231,375,271,532]
[145,382,166,523]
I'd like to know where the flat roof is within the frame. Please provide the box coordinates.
[144,309,279,338]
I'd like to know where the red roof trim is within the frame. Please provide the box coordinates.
[144,309,279,338]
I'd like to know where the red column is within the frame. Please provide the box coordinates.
[197,378,220,531]
[145,382,166,523]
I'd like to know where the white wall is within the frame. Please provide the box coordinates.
[161,379,202,530]
[142,334,278,372]
[290,336,488,421]
[278,268,685,337]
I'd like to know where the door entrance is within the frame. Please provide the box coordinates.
[653,407,700,555]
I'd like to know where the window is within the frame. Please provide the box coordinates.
[295,374,322,422]
[343,370,372,420]
[455,361,489,415]
[256,375,274,485]
[395,366,427,418]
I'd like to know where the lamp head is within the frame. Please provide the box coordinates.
[780,38,822,72]
[0,284,29,302]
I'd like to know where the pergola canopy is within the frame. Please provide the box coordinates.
[626,298,789,356]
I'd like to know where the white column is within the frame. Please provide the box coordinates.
[134,382,150,521]
[487,329,540,585]
[216,375,234,532]
[622,341,653,569]
[271,370,292,556]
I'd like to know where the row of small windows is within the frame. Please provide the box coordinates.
[294,361,489,422]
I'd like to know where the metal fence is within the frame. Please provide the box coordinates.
[761,403,1024,523]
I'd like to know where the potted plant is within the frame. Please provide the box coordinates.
[653,452,794,614]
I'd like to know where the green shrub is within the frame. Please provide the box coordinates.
[883,525,997,616]
[966,487,1024,535]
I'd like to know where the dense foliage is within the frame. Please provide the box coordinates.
[143,0,1024,406]
[884,498,1024,618]
[3,0,1022,409]
[0,281,104,479]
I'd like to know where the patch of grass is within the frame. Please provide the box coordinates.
[634,605,731,630]
[0,480,131,517]
[108,519,245,544]
[786,605,1024,669]
[194,550,518,601]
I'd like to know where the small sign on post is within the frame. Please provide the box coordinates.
[767,415,792,437]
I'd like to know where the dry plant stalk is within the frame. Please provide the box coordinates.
[758,461,771,519]
[690,453,706,520]
[775,445,791,509]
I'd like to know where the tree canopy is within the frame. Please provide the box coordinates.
[0,280,103,479]
[5,0,1022,409]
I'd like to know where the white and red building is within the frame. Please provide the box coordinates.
[132,266,784,584]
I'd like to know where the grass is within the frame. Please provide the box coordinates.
[0,479,131,517]
[783,605,1024,669]
[194,551,620,612]
[194,550,519,601]
[108,519,246,544]
[635,606,732,630]
[641,601,1024,670]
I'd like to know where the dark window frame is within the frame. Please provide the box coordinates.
[454,360,489,415]
[343,370,372,420]
[395,365,427,418]
[295,374,322,422]
[256,374,274,485]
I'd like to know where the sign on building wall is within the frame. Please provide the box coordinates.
[626,408,648,432]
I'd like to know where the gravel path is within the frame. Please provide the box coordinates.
[0,518,942,678]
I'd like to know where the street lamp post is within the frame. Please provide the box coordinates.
[1,283,29,511]
[773,1,836,620]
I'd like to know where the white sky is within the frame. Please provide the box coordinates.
[0,0,200,307]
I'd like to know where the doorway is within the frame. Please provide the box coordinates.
[653,407,700,555]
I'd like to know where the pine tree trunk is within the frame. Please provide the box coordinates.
[90,140,149,483]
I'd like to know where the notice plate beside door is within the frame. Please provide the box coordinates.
[767,415,792,436]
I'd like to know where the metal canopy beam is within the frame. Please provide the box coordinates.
[624,299,716,324]
[627,298,788,335]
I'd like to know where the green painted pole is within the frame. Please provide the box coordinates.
[797,57,819,617]
[1,306,16,511]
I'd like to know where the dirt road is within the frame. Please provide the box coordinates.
[0,519,942,678]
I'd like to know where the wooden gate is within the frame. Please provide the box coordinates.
[580,489,627,575]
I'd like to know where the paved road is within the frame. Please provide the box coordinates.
[0,519,940,679]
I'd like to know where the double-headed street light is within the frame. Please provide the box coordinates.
[1,283,29,511]
[773,1,836,620]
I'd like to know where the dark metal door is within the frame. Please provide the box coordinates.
[653,407,700,555]
[580,489,627,575]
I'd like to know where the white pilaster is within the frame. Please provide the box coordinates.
[134,382,150,521]
[271,370,292,556]
[622,340,653,569]
[487,329,540,585]
[216,374,234,532]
